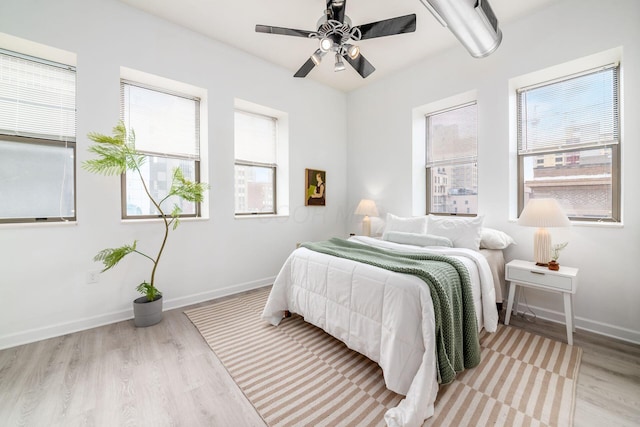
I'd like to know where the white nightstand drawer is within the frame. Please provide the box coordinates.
[507,266,573,291]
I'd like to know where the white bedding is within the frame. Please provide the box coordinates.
[262,236,498,427]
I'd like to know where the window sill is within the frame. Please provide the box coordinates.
[121,216,209,225]
[0,220,78,229]
[568,220,623,228]
[234,213,289,220]
[508,218,623,228]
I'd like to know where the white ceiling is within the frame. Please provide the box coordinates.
[118,0,561,92]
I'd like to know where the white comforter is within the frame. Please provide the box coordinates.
[262,236,498,427]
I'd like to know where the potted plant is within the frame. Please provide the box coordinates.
[84,122,208,327]
[548,242,568,271]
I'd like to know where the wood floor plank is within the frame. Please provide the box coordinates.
[0,290,638,427]
[508,313,640,427]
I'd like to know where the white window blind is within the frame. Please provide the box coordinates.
[0,49,76,142]
[0,49,76,223]
[517,64,619,154]
[121,81,199,159]
[426,102,477,167]
[234,110,276,164]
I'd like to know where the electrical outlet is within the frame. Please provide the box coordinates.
[87,271,100,284]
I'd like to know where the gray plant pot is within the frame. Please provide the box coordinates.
[133,295,163,327]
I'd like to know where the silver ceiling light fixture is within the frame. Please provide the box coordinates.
[309,15,362,70]
[334,54,346,72]
[419,0,502,58]
[319,36,334,52]
[310,49,326,65]
[343,43,360,60]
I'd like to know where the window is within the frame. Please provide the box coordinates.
[426,102,478,215]
[121,80,201,218]
[0,49,76,223]
[517,64,620,221]
[234,110,277,215]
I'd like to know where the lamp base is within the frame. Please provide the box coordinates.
[362,216,371,237]
[533,227,551,266]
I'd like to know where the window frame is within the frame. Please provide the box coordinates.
[233,159,277,216]
[119,79,202,220]
[233,109,279,216]
[0,49,77,224]
[425,101,478,217]
[516,64,621,222]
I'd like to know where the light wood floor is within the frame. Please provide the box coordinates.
[1,291,639,427]
[507,312,640,427]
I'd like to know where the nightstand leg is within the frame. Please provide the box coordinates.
[571,296,576,332]
[505,282,517,325]
[563,293,573,345]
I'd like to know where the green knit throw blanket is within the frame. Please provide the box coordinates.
[301,238,480,384]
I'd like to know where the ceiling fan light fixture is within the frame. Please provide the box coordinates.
[345,44,360,60]
[311,50,325,65]
[319,37,334,52]
[334,54,346,72]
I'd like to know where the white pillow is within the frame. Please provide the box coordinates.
[384,231,453,247]
[381,213,427,240]
[426,214,484,251]
[480,228,516,250]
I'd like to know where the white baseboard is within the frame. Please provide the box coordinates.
[514,304,640,345]
[4,279,638,350]
[164,277,274,311]
[0,277,274,350]
[0,310,133,351]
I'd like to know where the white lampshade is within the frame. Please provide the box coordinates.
[354,199,379,217]
[518,198,570,265]
[518,198,571,228]
[354,199,378,236]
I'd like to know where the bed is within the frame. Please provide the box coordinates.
[262,231,503,427]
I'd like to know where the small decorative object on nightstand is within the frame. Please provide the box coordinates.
[504,259,579,345]
[548,242,568,271]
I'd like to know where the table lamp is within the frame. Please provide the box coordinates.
[518,198,571,266]
[354,199,378,237]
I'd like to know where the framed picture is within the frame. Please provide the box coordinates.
[305,168,326,206]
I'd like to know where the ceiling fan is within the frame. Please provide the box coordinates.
[255,0,416,79]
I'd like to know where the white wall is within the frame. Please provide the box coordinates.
[347,0,640,343]
[0,0,349,348]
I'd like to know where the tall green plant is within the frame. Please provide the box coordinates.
[84,122,209,301]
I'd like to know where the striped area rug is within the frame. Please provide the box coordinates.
[185,287,581,427]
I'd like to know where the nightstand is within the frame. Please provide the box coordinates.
[504,259,579,345]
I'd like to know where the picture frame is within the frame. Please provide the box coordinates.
[305,168,326,206]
